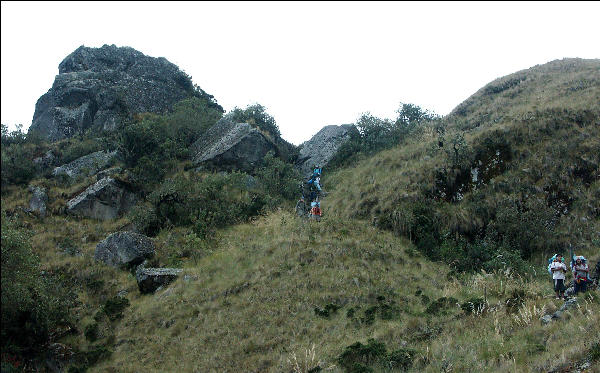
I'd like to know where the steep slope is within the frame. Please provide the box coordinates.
[327,58,599,263]
[2,58,599,373]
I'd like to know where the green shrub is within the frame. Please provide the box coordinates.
[328,103,438,170]
[1,213,77,354]
[386,348,415,370]
[590,341,600,361]
[84,323,99,342]
[338,339,387,372]
[505,289,526,313]
[314,303,341,318]
[102,296,130,321]
[425,297,458,315]
[1,142,37,186]
[131,172,264,238]
[57,137,104,164]
[460,297,486,315]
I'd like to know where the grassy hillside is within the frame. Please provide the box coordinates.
[2,58,599,373]
[327,58,599,267]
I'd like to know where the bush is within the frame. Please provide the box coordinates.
[113,96,223,189]
[460,297,486,315]
[338,339,387,372]
[1,141,37,186]
[338,339,416,372]
[225,103,280,139]
[255,151,300,205]
[328,103,439,170]
[131,172,264,238]
[57,137,104,165]
[102,296,130,321]
[387,348,415,370]
[1,212,77,354]
[314,303,341,318]
[425,297,458,315]
[84,323,99,342]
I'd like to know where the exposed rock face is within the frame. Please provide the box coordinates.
[136,267,182,294]
[94,231,155,268]
[52,150,117,179]
[26,186,48,217]
[191,119,278,172]
[67,177,137,220]
[297,124,355,176]
[29,44,207,141]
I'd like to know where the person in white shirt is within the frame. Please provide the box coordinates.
[549,254,568,300]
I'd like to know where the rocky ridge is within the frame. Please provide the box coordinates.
[29,44,219,141]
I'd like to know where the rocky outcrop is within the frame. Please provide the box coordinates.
[67,177,137,220]
[26,186,48,217]
[94,231,155,268]
[136,267,182,294]
[29,44,221,141]
[191,119,278,172]
[52,150,117,179]
[297,124,356,176]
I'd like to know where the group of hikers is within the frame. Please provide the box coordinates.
[548,252,599,300]
[296,166,324,221]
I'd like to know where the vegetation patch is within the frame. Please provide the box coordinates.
[314,303,341,318]
[102,296,130,321]
[337,339,416,372]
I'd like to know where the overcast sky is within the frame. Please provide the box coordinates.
[1,1,599,145]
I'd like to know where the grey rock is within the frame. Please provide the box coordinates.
[191,119,278,172]
[67,177,137,220]
[565,285,575,297]
[135,267,182,294]
[95,167,123,181]
[557,298,578,314]
[26,186,48,217]
[541,298,578,324]
[29,44,219,142]
[94,231,155,268]
[297,124,356,176]
[52,150,117,179]
[33,150,57,171]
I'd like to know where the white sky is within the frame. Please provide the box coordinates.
[1,1,599,145]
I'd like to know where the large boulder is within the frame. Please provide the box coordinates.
[297,124,355,176]
[26,186,48,217]
[52,150,117,179]
[191,119,278,172]
[136,267,183,294]
[67,177,137,220]
[95,231,155,268]
[29,44,221,142]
